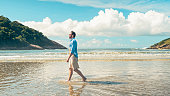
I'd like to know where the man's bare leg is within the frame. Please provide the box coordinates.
[74,69,86,82]
[68,68,73,81]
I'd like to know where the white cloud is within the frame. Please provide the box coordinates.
[127,10,170,36]
[77,38,127,48]
[91,39,102,44]
[78,38,114,48]
[39,0,170,16]
[78,38,102,48]
[20,17,78,36]
[54,39,68,47]
[20,9,170,37]
[104,39,112,44]
[130,40,138,43]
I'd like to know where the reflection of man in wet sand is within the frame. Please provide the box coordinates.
[67,31,86,82]
[68,84,86,96]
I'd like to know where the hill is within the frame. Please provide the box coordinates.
[0,16,67,50]
[148,38,170,49]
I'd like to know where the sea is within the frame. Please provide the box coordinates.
[0,48,170,61]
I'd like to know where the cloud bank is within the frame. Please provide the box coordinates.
[20,9,170,37]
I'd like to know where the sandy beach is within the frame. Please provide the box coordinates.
[0,59,170,95]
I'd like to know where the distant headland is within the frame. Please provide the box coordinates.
[0,16,67,50]
[148,38,170,49]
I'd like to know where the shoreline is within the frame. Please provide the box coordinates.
[1,58,170,63]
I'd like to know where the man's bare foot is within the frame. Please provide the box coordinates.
[83,77,87,82]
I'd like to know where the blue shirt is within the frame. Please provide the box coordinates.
[69,38,78,58]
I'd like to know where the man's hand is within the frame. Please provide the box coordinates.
[66,58,69,62]
[67,53,73,62]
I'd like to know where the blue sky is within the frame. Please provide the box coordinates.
[0,0,134,21]
[0,0,170,49]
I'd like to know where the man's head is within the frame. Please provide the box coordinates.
[69,31,76,39]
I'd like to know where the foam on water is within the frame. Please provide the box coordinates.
[0,48,170,62]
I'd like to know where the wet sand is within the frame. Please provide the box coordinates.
[0,60,170,96]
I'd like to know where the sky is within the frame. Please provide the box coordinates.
[0,0,170,49]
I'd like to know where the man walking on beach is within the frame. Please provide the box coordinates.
[66,31,86,82]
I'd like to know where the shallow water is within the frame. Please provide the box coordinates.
[0,60,170,96]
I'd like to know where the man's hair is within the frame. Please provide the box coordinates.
[71,31,76,37]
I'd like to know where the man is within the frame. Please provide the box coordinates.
[66,31,86,82]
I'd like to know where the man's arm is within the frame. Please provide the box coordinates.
[67,40,76,62]
[66,53,73,62]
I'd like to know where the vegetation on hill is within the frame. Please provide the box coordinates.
[148,38,170,49]
[0,16,67,50]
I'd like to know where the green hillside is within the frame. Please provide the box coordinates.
[0,16,67,50]
[148,38,170,49]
